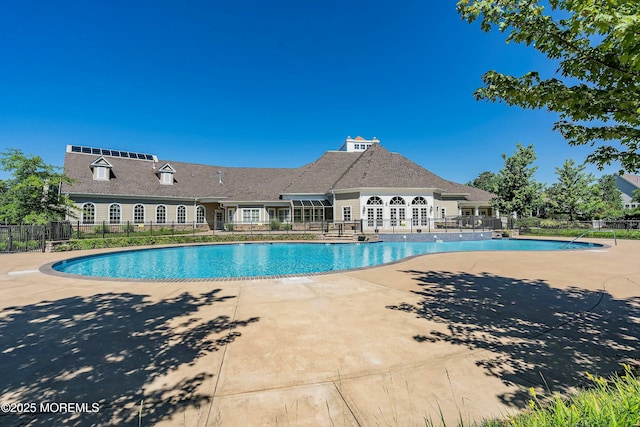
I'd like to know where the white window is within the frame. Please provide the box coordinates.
[82,203,95,224]
[343,206,352,221]
[410,197,429,226]
[390,197,406,226]
[94,167,108,180]
[268,208,276,220]
[278,209,290,223]
[366,196,383,227]
[177,205,187,223]
[109,204,121,224]
[242,208,260,223]
[161,172,173,184]
[197,206,206,223]
[133,204,145,224]
[411,196,427,205]
[156,205,167,224]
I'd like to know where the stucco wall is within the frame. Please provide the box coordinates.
[69,197,211,225]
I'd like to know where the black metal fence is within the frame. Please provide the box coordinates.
[67,221,209,239]
[360,216,504,233]
[513,218,640,232]
[220,220,356,234]
[1,222,73,253]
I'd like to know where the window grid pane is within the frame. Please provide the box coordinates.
[134,205,144,224]
[109,204,121,224]
[177,206,186,223]
[156,206,166,224]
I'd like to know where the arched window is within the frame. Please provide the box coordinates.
[177,205,187,224]
[109,204,121,224]
[156,205,167,224]
[133,204,145,224]
[389,197,406,226]
[365,196,383,227]
[82,203,95,224]
[196,206,206,224]
[411,197,428,226]
[411,196,427,205]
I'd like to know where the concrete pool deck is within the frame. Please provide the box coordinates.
[0,237,639,426]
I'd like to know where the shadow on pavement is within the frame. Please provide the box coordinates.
[387,270,640,407]
[0,289,259,426]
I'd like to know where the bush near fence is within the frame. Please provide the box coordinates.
[53,233,319,252]
[514,218,640,240]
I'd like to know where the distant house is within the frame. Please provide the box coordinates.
[62,136,496,231]
[616,174,640,209]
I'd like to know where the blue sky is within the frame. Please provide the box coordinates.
[0,0,620,184]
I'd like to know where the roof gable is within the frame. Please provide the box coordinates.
[156,163,176,174]
[89,156,113,168]
[333,144,449,190]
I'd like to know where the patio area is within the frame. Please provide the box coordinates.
[0,238,638,426]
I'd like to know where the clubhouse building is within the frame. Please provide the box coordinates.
[62,137,496,232]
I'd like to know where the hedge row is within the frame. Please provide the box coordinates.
[521,228,640,240]
[53,234,319,252]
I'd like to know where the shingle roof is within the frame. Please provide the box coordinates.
[333,144,447,189]
[63,143,494,203]
[63,153,296,201]
[281,151,362,194]
[620,174,640,188]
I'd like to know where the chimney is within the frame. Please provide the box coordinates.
[218,171,223,185]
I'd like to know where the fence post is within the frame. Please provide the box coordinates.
[77,221,80,239]
[126,221,130,237]
[41,226,46,252]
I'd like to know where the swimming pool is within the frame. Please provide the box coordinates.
[50,239,601,280]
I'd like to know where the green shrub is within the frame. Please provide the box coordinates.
[93,224,111,235]
[270,219,281,231]
[539,219,564,229]
[481,365,640,427]
[224,223,234,231]
[514,217,540,230]
[53,233,318,252]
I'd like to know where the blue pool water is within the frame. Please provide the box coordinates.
[52,239,601,280]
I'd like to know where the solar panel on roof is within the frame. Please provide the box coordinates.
[69,145,156,161]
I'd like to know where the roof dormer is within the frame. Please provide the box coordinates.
[90,156,113,181]
[156,163,176,185]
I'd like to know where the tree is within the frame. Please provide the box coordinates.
[595,174,623,218]
[491,143,544,217]
[0,149,76,224]
[632,188,640,204]
[457,0,640,173]
[546,159,598,220]
[467,171,498,192]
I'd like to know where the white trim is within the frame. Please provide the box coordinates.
[81,202,96,225]
[155,205,167,224]
[342,206,352,221]
[133,204,145,224]
[108,203,122,224]
[177,205,187,224]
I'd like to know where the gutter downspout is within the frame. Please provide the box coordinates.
[193,198,198,235]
